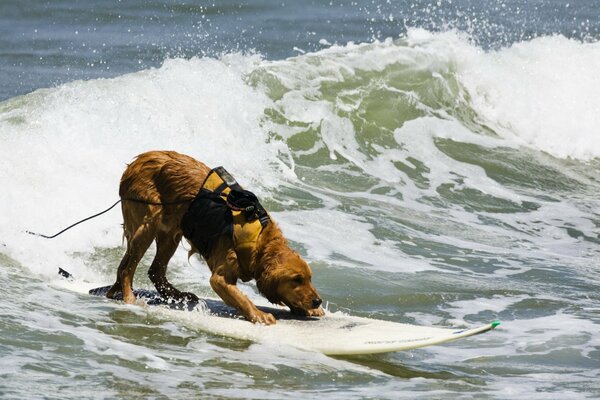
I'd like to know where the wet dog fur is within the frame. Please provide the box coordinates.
[106,150,324,324]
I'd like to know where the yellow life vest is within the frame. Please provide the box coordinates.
[181,167,269,269]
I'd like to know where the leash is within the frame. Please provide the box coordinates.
[26,200,123,239]
[26,197,193,239]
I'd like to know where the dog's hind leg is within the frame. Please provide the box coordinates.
[107,220,156,304]
[148,230,199,303]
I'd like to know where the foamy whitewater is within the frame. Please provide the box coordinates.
[1,8,600,400]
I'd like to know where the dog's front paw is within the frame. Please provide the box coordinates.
[249,310,276,325]
[307,307,325,317]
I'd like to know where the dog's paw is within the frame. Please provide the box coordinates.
[122,290,137,305]
[179,291,200,304]
[307,307,325,317]
[249,310,277,325]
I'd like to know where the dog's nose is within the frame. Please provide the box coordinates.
[312,298,323,308]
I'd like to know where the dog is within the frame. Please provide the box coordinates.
[106,150,324,324]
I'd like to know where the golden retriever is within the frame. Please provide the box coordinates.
[106,150,324,324]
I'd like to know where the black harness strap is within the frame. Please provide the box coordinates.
[180,166,270,258]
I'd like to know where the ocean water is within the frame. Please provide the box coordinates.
[1,1,599,399]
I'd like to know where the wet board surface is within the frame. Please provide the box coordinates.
[89,285,500,355]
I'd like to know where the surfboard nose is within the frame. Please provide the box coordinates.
[312,298,323,308]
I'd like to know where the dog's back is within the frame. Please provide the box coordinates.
[118,150,211,241]
[120,150,211,204]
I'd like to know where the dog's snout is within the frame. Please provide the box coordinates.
[312,298,323,309]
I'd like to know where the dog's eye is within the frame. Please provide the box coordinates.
[293,275,304,284]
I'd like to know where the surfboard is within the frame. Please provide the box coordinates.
[89,285,500,355]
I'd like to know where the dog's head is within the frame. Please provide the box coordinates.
[257,251,323,316]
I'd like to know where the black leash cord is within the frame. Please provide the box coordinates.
[26,197,193,239]
[26,200,123,239]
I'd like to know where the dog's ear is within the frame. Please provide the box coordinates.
[255,264,285,306]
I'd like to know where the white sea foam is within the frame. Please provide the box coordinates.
[276,209,434,272]
[453,33,600,161]
[423,308,600,363]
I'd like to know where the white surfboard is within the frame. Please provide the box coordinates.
[89,286,500,355]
